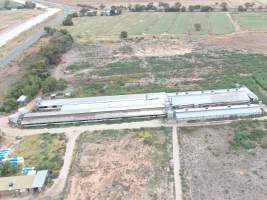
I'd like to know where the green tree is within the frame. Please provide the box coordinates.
[194,23,201,31]
[0,98,17,112]
[4,0,10,9]
[0,162,21,177]
[62,16,73,26]
[120,31,128,39]
[42,77,67,93]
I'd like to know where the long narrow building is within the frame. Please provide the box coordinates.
[18,86,263,127]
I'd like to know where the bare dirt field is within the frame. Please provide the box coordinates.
[64,128,174,200]
[202,31,267,54]
[180,121,267,200]
[0,9,43,34]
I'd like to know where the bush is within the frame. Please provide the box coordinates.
[42,78,67,93]
[0,98,17,112]
[194,23,201,31]
[0,162,21,177]
[63,16,74,26]
[120,31,128,39]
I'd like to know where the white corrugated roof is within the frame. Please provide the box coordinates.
[31,170,48,188]
[175,104,262,119]
[22,110,165,125]
[37,92,167,107]
[171,91,250,107]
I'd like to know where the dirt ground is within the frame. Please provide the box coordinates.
[64,128,174,200]
[202,31,267,54]
[180,124,267,200]
[0,9,43,34]
[52,38,195,79]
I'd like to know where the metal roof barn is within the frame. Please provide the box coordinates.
[36,92,167,109]
[171,91,251,107]
[175,104,262,120]
[31,170,48,188]
[22,109,165,126]
[0,170,48,192]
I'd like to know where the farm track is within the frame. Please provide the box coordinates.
[226,12,241,32]
[167,12,178,33]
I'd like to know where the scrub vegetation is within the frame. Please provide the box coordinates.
[68,46,267,104]
[13,133,67,179]
[65,127,173,199]
[230,120,267,150]
[0,29,73,112]
[180,121,267,200]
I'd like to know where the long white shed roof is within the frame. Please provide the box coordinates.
[37,92,167,108]
[171,91,251,107]
[175,104,262,120]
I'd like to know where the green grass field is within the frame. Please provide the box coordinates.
[232,12,267,29]
[69,12,235,39]
[14,133,67,179]
[0,0,22,9]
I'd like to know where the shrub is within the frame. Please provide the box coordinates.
[120,31,128,39]
[0,98,17,112]
[0,162,21,177]
[62,16,74,26]
[194,23,201,31]
[42,78,67,93]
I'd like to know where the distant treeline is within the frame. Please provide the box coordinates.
[76,2,267,13]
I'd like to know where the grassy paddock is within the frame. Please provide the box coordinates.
[0,0,22,9]
[232,12,267,29]
[13,133,67,179]
[68,12,235,40]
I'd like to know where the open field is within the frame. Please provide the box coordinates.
[0,0,22,9]
[232,12,267,29]
[0,9,43,34]
[13,133,67,179]
[53,40,267,105]
[65,127,174,199]
[180,121,267,200]
[68,12,235,40]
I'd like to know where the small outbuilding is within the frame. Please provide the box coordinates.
[17,95,27,105]
[0,170,49,194]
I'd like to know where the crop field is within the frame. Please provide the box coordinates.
[65,128,174,199]
[180,121,267,200]
[68,12,235,40]
[0,0,22,9]
[54,41,267,105]
[232,12,267,29]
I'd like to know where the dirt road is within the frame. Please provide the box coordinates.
[172,125,182,200]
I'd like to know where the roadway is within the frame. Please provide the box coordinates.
[0,2,70,65]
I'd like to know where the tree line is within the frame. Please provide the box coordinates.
[0,29,73,112]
